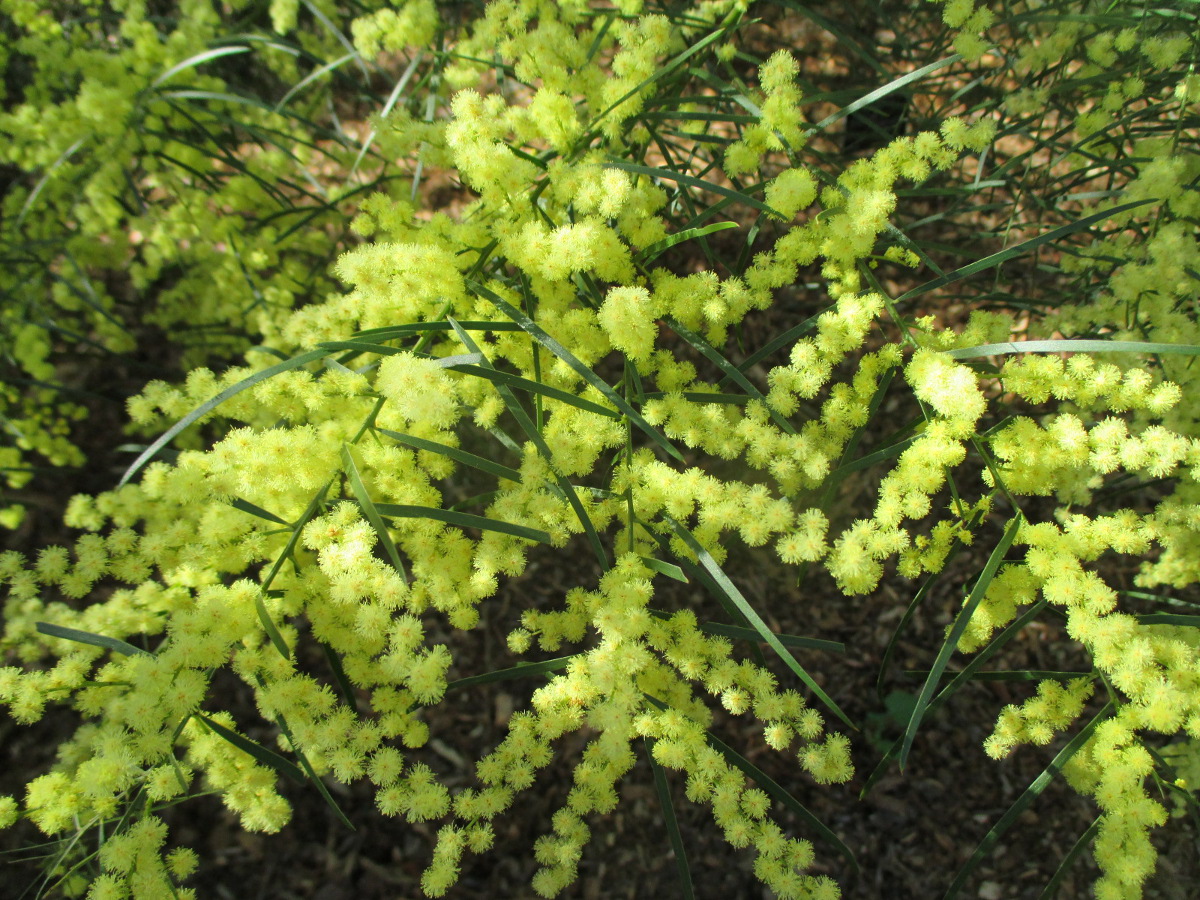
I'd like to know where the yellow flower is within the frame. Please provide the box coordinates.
[375,352,460,429]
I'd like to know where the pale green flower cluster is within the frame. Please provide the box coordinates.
[437,556,850,899]
[937,18,1200,893]
[1,1,1199,899]
[0,0,398,527]
[726,48,806,176]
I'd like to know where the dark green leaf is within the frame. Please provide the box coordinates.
[645,738,695,900]
[943,704,1113,900]
[341,444,409,580]
[637,222,739,264]
[373,503,552,544]
[706,726,858,874]
[899,515,1023,770]
[663,516,856,731]
[447,655,578,691]
[639,556,688,583]
[1136,613,1200,627]
[152,46,252,87]
[119,348,328,487]
[898,199,1159,305]
[375,428,521,483]
[467,279,684,463]
[195,713,306,784]
[604,160,781,220]
[36,622,150,658]
[1036,817,1101,900]
[947,338,1200,360]
[230,497,291,526]
[446,317,608,568]
[663,317,793,434]
[447,363,621,420]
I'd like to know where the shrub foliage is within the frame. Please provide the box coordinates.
[1,0,1199,898]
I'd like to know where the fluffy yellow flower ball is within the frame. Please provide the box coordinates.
[375,352,460,428]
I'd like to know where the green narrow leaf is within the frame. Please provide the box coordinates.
[36,622,150,658]
[639,556,688,583]
[348,49,424,180]
[273,51,356,112]
[447,363,622,420]
[15,138,86,229]
[169,750,191,795]
[698,621,845,654]
[639,391,748,405]
[587,5,740,131]
[446,317,608,569]
[647,609,844,653]
[639,109,758,124]
[803,55,959,139]
[195,713,306,784]
[899,515,1023,770]
[230,497,291,526]
[978,415,1017,440]
[943,704,1113,900]
[485,424,523,457]
[152,45,252,87]
[325,339,617,420]
[821,367,899,503]
[158,89,277,113]
[662,516,856,731]
[625,357,647,406]
[300,0,369,80]
[1036,817,1101,900]
[644,738,695,900]
[317,339,407,358]
[261,479,331,597]
[663,317,794,434]
[119,348,328,487]
[604,160,782,220]
[322,356,361,377]
[252,586,292,661]
[266,701,357,831]
[826,436,917,485]
[946,337,1200,360]
[375,428,522,483]
[928,600,1053,712]
[663,549,769,670]
[448,490,504,513]
[341,445,409,582]
[373,503,553,545]
[873,547,993,744]
[349,321,523,342]
[321,642,357,709]
[436,352,485,368]
[910,669,1091,683]
[897,198,1159,305]
[703,723,858,874]
[466,279,684,464]
[1122,589,1200,610]
[447,655,579,691]
[271,178,381,243]
[1136,613,1200,627]
[719,305,830,384]
[59,250,130,334]
[636,222,739,264]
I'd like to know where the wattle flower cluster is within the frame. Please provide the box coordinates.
[0,2,1197,899]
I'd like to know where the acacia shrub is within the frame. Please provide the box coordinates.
[0,1,1198,899]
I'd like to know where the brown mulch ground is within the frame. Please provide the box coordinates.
[7,511,1196,900]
